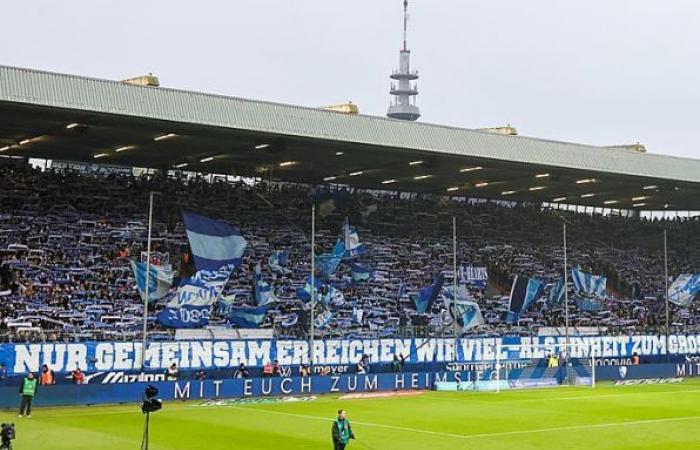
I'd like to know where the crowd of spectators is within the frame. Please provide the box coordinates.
[0,163,699,343]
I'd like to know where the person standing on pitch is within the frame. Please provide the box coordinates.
[18,372,37,418]
[331,409,355,450]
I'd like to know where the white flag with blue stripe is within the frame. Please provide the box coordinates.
[182,211,247,272]
[342,219,366,258]
[130,260,175,302]
[668,274,700,307]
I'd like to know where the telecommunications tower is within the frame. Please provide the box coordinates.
[387,0,420,121]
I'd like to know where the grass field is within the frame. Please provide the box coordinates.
[3,380,700,449]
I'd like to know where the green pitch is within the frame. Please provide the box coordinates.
[3,380,700,449]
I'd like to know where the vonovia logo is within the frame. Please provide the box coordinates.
[618,366,628,379]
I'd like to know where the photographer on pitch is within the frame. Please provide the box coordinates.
[18,372,37,418]
[331,409,355,450]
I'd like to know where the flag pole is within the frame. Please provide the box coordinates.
[563,223,569,348]
[309,204,316,369]
[142,191,154,370]
[664,229,669,361]
[452,216,459,340]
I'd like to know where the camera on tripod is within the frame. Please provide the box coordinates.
[1,423,15,450]
[141,385,162,414]
[140,385,162,450]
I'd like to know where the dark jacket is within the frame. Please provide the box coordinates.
[331,418,355,445]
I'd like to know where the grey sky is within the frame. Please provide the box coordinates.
[1,0,698,158]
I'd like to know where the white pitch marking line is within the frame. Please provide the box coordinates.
[234,406,700,441]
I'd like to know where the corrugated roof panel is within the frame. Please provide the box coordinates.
[1,64,699,183]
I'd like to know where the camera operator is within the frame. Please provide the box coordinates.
[1,423,15,450]
[18,372,37,418]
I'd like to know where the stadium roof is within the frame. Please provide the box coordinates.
[1,65,699,210]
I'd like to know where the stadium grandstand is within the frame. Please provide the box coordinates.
[1,64,699,343]
[2,64,700,449]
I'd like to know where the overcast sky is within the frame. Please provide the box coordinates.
[1,0,698,158]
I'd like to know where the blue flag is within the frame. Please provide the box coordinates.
[414,276,444,314]
[668,274,700,307]
[508,276,544,316]
[157,266,232,328]
[546,276,566,308]
[130,260,175,302]
[351,262,373,282]
[571,269,607,299]
[316,240,344,278]
[342,219,366,259]
[182,211,247,272]
[297,276,323,301]
[255,264,278,306]
[228,305,268,328]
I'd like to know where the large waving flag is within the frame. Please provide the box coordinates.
[571,268,607,312]
[457,300,484,329]
[130,260,175,302]
[668,274,700,307]
[351,262,373,282]
[297,276,323,301]
[342,219,366,258]
[546,276,566,308]
[442,285,484,329]
[228,305,268,328]
[254,264,278,307]
[414,275,445,314]
[571,269,607,299]
[157,266,231,328]
[316,240,344,278]
[182,211,247,272]
[508,276,544,316]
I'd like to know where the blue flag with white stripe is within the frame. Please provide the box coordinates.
[297,276,323,301]
[546,276,566,308]
[130,260,175,302]
[157,266,232,328]
[351,263,373,282]
[342,219,366,259]
[182,211,247,272]
[316,240,344,278]
[508,276,544,316]
[414,275,444,314]
[668,274,700,307]
[228,305,268,328]
[255,264,278,307]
